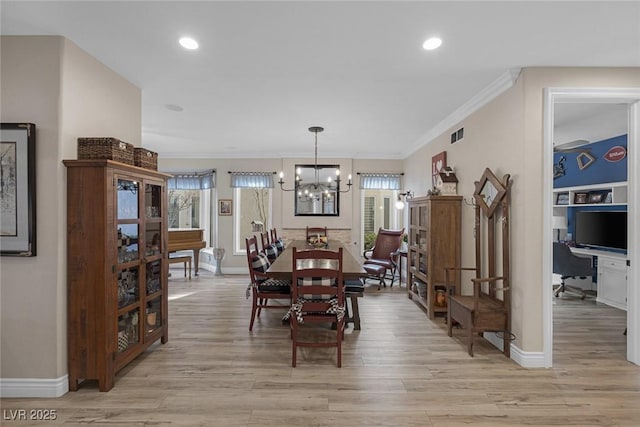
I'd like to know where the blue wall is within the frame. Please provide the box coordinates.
[553,134,627,188]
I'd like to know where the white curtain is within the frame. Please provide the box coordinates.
[229,172,275,188]
[167,170,215,190]
[359,173,402,190]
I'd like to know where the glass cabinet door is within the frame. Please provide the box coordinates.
[117,179,139,220]
[117,224,139,264]
[145,183,162,219]
[117,267,140,309]
[145,297,162,336]
[117,308,140,353]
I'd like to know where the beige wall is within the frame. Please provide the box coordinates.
[158,157,403,271]
[403,67,640,353]
[0,36,141,383]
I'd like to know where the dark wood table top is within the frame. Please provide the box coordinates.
[266,239,366,280]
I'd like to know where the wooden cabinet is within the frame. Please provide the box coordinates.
[64,160,171,392]
[407,195,462,319]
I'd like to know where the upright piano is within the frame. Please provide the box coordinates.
[168,229,206,276]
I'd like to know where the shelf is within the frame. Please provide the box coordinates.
[553,181,627,207]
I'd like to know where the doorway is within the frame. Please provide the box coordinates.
[543,88,640,367]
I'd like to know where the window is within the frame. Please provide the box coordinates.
[359,173,403,253]
[167,171,215,246]
[230,172,274,254]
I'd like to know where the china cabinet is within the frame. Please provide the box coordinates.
[64,159,170,391]
[406,195,462,319]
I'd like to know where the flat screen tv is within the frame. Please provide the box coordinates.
[574,210,627,251]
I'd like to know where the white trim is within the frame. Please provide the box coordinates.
[627,100,639,365]
[0,375,68,398]
[405,68,522,156]
[543,87,640,368]
[509,346,547,368]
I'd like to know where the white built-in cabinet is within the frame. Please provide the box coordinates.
[597,255,628,310]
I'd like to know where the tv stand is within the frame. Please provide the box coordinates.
[569,247,627,310]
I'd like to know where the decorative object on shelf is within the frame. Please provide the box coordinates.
[133,147,158,170]
[218,199,232,216]
[435,287,447,307]
[431,151,447,188]
[576,151,596,170]
[1,123,36,256]
[556,192,570,205]
[436,166,458,195]
[604,191,613,204]
[427,187,440,196]
[574,192,588,204]
[146,311,157,327]
[278,126,352,194]
[77,137,134,164]
[587,191,604,204]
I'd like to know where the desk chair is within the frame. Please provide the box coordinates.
[553,242,595,299]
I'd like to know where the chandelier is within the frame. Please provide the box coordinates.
[278,126,352,194]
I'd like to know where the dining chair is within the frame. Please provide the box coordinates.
[363,228,404,287]
[260,231,279,262]
[289,247,345,367]
[245,235,291,331]
[306,226,328,242]
[270,228,285,252]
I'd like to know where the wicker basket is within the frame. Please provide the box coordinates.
[78,137,134,165]
[133,147,158,170]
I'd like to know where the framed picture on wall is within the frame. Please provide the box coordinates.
[1,123,37,256]
[431,151,447,188]
[218,199,232,216]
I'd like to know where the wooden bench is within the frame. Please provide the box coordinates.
[168,255,192,279]
[446,269,509,356]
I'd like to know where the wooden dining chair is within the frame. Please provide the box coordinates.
[260,231,279,262]
[289,247,345,367]
[245,235,291,331]
[306,226,328,242]
[270,228,285,253]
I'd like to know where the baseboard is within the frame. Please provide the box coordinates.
[483,332,546,368]
[0,375,68,398]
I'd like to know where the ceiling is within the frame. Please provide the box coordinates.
[2,1,639,159]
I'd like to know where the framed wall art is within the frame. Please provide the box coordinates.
[1,123,36,256]
[218,199,232,216]
[431,151,447,188]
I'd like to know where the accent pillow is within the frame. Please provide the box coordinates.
[265,244,279,261]
[251,253,271,273]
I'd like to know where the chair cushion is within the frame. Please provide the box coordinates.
[297,277,337,300]
[251,253,271,273]
[363,264,386,275]
[257,278,291,293]
[265,244,279,261]
[344,279,365,293]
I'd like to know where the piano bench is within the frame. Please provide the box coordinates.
[168,255,192,280]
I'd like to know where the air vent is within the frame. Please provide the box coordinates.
[451,127,464,144]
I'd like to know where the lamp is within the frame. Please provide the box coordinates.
[278,126,352,193]
[395,190,414,209]
[552,215,567,241]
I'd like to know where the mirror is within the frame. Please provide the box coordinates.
[473,168,506,218]
[294,164,340,216]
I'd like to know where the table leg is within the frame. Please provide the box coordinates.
[193,249,200,276]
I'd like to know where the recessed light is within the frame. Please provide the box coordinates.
[422,37,442,51]
[179,37,199,50]
[165,104,184,112]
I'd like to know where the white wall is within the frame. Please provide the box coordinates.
[0,36,141,396]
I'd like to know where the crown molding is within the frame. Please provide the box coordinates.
[405,68,522,157]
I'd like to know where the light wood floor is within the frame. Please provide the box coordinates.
[2,270,639,426]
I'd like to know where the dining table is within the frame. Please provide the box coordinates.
[265,239,366,281]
